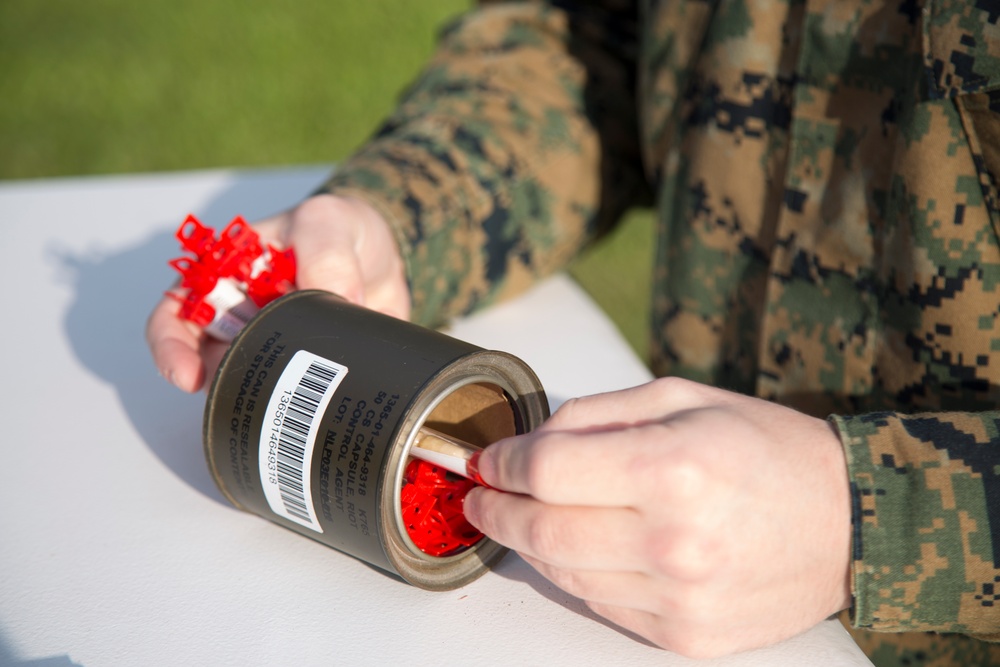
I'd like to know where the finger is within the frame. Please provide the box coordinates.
[146,296,205,393]
[464,487,646,571]
[250,215,291,248]
[201,337,232,390]
[478,425,671,506]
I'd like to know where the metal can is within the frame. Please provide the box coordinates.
[203,290,548,590]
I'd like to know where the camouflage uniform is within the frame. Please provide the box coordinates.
[320,1,1000,663]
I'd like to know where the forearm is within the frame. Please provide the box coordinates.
[319,1,650,326]
[832,410,1000,641]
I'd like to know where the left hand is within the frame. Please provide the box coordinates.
[463,377,852,658]
[146,194,409,392]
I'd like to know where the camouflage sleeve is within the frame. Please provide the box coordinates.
[316,0,651,327]
[831,412,1000,641]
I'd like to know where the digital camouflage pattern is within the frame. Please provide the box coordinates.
[320,1,1000,663]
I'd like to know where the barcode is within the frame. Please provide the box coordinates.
[275,361,340,523]
[259,350,348,532]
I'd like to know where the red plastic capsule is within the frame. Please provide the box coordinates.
[400,459,484,557]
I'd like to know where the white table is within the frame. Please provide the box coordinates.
[0,167,872,666]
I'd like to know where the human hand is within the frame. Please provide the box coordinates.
[146,194,410,392]
[463,377,852,658]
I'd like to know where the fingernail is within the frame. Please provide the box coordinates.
[468,450,490,488]
[473,448,495,486]
[160,367,178,388]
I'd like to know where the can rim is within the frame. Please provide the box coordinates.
[378,348,549,591]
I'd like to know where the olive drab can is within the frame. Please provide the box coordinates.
[203,290,549,590]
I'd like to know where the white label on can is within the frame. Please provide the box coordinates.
[259,350,348,532]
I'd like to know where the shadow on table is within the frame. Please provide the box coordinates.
[491,551,657,649]
[52,167,330,504]
[0,631,84,667]
[0,655,83,667]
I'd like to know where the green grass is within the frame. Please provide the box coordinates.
[0,1,471,177]
[568,209,653,362]
[1,0,652,363]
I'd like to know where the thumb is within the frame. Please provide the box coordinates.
[284,196,367,306]
[294,233,367,306]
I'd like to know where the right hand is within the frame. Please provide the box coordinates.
[464,378,852,658]
[146,193,411,393]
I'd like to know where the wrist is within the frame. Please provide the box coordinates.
[822,415,855,615]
